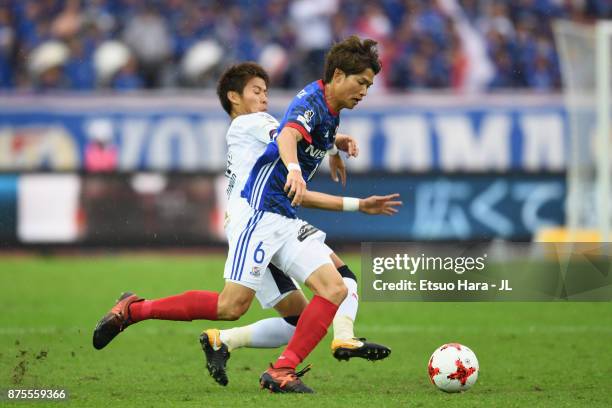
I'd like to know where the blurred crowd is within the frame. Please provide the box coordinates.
[0,0,609,93]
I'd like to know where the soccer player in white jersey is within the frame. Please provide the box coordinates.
[91,40,397,394]
[199,61,399,387]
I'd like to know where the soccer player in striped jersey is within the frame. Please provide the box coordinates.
[200,61,398,387]
[234,36,383,393]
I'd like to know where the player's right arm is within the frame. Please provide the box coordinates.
[328,133,359,186]
[277,126,306,207]
[302,190,402,216]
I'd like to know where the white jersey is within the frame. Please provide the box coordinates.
[221,111,333,307]
[224,112,279,204]
[223,112,278,235]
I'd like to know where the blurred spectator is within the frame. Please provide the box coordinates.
[289,0,338,84]
[122,3,171,88]
[181,40,223,87]
[526,55,556,91]
[111,56,144,90]
[0,4,14,88]
[28,40,70,91]
[0,0,610,93]
[64,37,95,90]
[355,2,393,42]
[258,43,289,86]
[51,0,82,40]
[93,39,143,91]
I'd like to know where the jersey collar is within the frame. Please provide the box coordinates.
[317,80,339,117]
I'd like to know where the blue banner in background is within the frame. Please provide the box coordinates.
[0,95,567,173]
[300,174,565,241]
[0,173,564,244]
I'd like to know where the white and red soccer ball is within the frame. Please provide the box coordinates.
[428,343,479,393]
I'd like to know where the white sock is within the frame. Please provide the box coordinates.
[249,317,295,348]
[220,317,295,351]
[219,325,252,352]
[333,277,359,340]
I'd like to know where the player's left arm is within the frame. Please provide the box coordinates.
[302,190,402,215]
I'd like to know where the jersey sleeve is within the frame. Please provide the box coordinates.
[240,112,279,145]
[283,97,323,144]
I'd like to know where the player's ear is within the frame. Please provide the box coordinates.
[227,90,242,106]
[332,68,346,83]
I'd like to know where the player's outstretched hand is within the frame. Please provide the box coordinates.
[329,154,347,186]
[335,134,359,158]
[285,168,306,206]
[359,193,402,215]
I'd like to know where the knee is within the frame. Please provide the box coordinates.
[224,305,247,321]
[217,295,250,321]
[306,265,349,305]
[218,301,248,321]
[330,281,348,305]
[317,278,347,305]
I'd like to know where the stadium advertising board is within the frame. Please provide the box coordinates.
[0,95,566,173]
[302,174,565,241]
[0,173,564,244]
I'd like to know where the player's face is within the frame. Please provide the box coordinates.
[239,77,268,114]
[336,68,375,109]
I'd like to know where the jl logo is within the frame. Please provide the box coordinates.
[303,110,314,123]
[250,266,262,277]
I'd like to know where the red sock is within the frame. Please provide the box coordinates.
[273,295,339,369]
[129,290,218,322]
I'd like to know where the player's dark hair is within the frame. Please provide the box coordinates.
[323,36,381,83]
[217,62,270,115]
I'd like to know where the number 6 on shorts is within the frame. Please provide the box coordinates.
[254,241,265,263]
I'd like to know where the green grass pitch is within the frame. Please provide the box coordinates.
[1,254,611,407]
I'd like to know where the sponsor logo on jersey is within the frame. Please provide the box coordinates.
[297,89,307,98]
[297,223,320,242]
[224,152,233,177]
[305,144,326,159]
[225,172,237,198]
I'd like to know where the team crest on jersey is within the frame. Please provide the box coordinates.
[297,223,320,242]
[304,110,314,122]
[297,110,314,132]
[250,266,262,277]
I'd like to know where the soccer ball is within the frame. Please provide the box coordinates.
[428,343,479,393]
